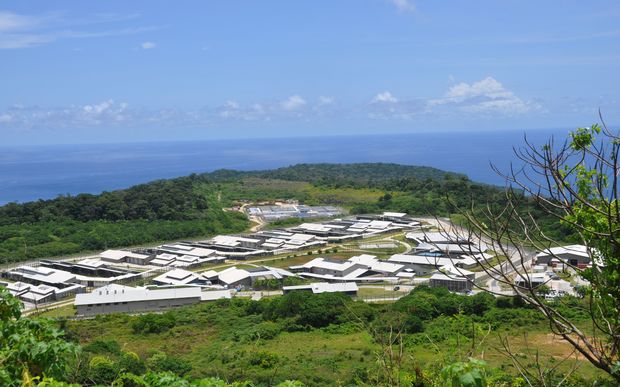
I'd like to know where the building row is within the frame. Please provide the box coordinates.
[75,280,359,316]
[0,257,151,305]
[92,212,421,267]
[247,204,344,221]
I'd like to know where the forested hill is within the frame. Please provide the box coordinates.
[0,163,572,261]
[206,163,466,186]
[0,163,461,225]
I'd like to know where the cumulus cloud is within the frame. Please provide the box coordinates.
[217,100,275,121]
[429,76,537,115]
[388,0,416,12]
[141,41,156,49]
[371,91,398,103]
[367,77,540,120]
[217,95,314,121]
[0,79,542,130]
[0,100,168,129]
[280,95,307,111]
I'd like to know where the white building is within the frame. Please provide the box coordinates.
[388,254,460,275]
[429,273,473,293]
[536,245,592,267]
[514,272,550,288]
[100,249,152,265]
[75,284,202,316]
[211,266,296,288]
[5,266,76,287]
[282,282,358,296]
[152,269,211,286]
[291,254,403,282]
[200,289,233,301]
[210,235,263,249]
[157,244,217,258]
[6,281,85,304]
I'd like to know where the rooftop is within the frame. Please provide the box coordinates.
[75,284,202,306]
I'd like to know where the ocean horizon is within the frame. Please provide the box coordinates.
[0,129,570,205]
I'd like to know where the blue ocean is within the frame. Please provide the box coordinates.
[0,129,569,205]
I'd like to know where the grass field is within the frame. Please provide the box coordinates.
[34,303,77,318]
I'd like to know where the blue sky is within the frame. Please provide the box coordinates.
[1,0,619,145]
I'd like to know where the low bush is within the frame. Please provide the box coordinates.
[131,312,176,334]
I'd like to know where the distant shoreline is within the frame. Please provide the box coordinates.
[0,129,569,205]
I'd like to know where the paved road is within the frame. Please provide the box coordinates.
[386,236,413,253]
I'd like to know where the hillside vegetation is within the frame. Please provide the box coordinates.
[0,163,574,261]
[58,286,606,386]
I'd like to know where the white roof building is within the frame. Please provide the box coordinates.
[210,235,262,247]
[536,244,596,267]
[348,254,404,275]
[152,269,209,286]
[293,254,403,281]
[537,244,589,259]
[76,258,107,268]
[514,272,551,287]
[383,212,407,218]
[436,264,475,280]
[158,244,217,258]
[75,284,201,306]
[100,249,150,263]
[283,282,358,295]
[7,266,76,286]
[456,253,493,269]
[200,289,232,301]
[301,257,358,272]
[215,266,296,287]
[388,254,458,267]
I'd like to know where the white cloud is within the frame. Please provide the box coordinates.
[445,77,510,100]
[0,33,53,49]
[317,96,335,105]
[388,0,416,12]
[0,11,37,32]
[0,100,146,129]
[141,41,156,49]
[429,76,537,115]
[280,95,306,111]
[371,91,398,103]
[0,11,155,49]
[83,99,114,115]
[367,77,540,120]
[224,100,239,109]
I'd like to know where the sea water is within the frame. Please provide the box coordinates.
[0,129,569,204]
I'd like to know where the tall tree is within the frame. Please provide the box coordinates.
[453,119,620,382]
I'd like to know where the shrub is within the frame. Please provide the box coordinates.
[495,297,512,308]
[264,291,350,328]
[393,291,438,320]
[88,356,119,386]
[468,292,495,316]
[146,351,192,376]
[249,321,282,341]
[118,351,146,376]
[131,312,176,334]
[440,358,488,387]
[248,351,280,369]
[82,339,121,355]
